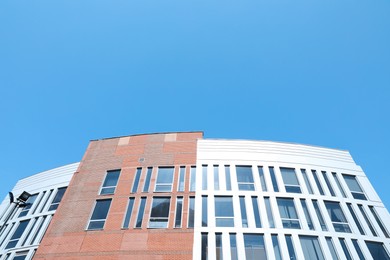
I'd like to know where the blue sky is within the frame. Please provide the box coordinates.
[0,0,389,207]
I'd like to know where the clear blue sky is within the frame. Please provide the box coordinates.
[0,1,389,207]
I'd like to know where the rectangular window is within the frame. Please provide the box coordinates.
[30,216,46,244]
[149,197,170,228]
[230,233,238,260]
[324,201,351,233]
[252,196,262,228]
[299,236,325,260]
[225,165,232,191]
[326,237,339,260]
[301,169,313,194]
[201,233,208,260]
[301,199,314,230]
[369,206,390,238]
[312,170,325,195]
[277,198,300,229]
[258,166,267,191]
[365,241,390,260]
[21,217,38,246]
[312,200,327,231]
[272,234,282,260]
[48,187,67,211]
[339,238,352,260]
[285,235,297,260]
[122,197,135,228]
[202,196,208,227]
[239,196,248,228]
[131,168,142,193]
[343,175,367,200]
[215,196,234,227]
[13,251,28,260]
[135,197,146,228]
[352,239,365,260]
[216,233,223,260]
[175,197,183,228]
[31,191,45,215]
[87,199,111,230]
[269,167,279,192]
[178,166,185,192]
[155,167,174,192]
[322,171,336,196]
[236,166,255,191]
[100,170,120,195]
[280,167,301,193]
[19,194,38,217]
[188,196,195,228]
[264,197,275,228]
[332,173,347,198]
[202,165,208,190]
[143,167,153,192]
[244,234,267,260]
[358,204,377,236]
[347,203,365,235]
[214,165,220,191]
[39,190,53,213]
[5,220,30,249]
[190,166,196,192]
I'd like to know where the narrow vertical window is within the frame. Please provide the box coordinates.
[339,238,352,260]
[343,175,367,200]
[326,237,339,260]
[301,169,313,194]
[32,191,45,214]
[87,199,111,230]
[201,233,208,260]
[312,170,325,195]
[21,217,38,246]
[236,166,255,191]
[175,197,183,228]
[300,199,314,230]
[324,201,351,233]
[149,197,170,228]
[352,239,365,260]
[285,235,297,260]
[214,165,220,191]
[258,166,267,191]
[225,165,232,191]
[178,166,185,192]
[215,196,234,227]
[143,167,153,192]
[122,197,135,228]
[244,234,267,260]
[251,196,262,228]
[131,168,142,193]
[100,170,120,195]
[0,224,14,248]
[202,165,208,190]
[369,206,390,238]
[239,196,248,228]
[202,196,208,227]
[347,203,365,235]
[280,167,301,193]
[272,234,282,260]
[230,233,238,260]
[277,198,300,229]
[332,173,347,198]
[188,196,195,228]
[365,241,390,260]
[299,236,325,260]
[358,204,377,236]
[264,197,275,228]
[19,194,38,217]
[135,197,146,228]
[48,187,67,211]
[269,167,279,192]
[190,166,196,192]
[155,167,174,192]
[30,216,46,244]
[5,220,30,249]
[215,233,223,260]
[322,171,335,196]
[39,189,53,213]
[312,200,327,231]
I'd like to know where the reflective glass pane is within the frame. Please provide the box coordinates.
[230,233,238,260]
[339,238,352,260]
[214,165,220,191]
[324,201,351,233]
[352,239,365,260]
[236,166,254,191]
[149,197,170,228]
[190,166,196,192]
[365,241,390,260]
[132,168,142,193]
[322,171,335,196]
[301,169,313,194]
[326,237,339,260]
[269,167,279,192]
[216,233,223,260]
[300,236,325,260]
[244,234,267,260]
[202,165,208,190]
[202,233,208,260]
[225,165,232,191]
[272,235,282,260]
[135,197,146,228]
[258,166,267,191]
[239,196,248,228]
[123,198,135,228]
[175,197,183,228]
[188,197,195,228]
[347,203,365,235]
[301,199,314,230]
[143,167,153,192]
[202,196,208,227]
[178,167,185,192]
[285,235,297,260]
[252,197,262,228]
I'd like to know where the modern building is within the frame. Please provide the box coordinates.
[1,132,390,260]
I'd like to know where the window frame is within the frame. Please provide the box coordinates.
[277,198,301,229]
[280,167,301,193]
[343,174,367,200]
[236,165,255,191]
[148,197,171,228]
[324,201,351,233]
[154,167,174,192]
[86,199,112,230]
[48,187,67,211]
[99,169,121,195]
[214,196,234,227]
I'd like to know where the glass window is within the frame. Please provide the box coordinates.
[225,165,232,191]
[369,206,390,238]
[236,166,255,191]
[0,223,14,248]
[190,166,196,192]
[215,197,234,227]
[135,197,146,228]
[178,167,185,192]
[269,167,279,192]
[149,197,170,228]
[343,175,367,200]
[322,171,335,196]
[312,200,327,231]
[19,194,38,217]
[324,201,351,233]
[202,165,208,191]
[339,238,352,260]
[251,196,262,228]
[258,166,267,191]
[352,239,365,260]
[39,190,52,213]
[214,165,220,191]
[285,235,297,260]
[13,251,28,260]
[202,196,208,227]
[5,220,30,249]
[143,167,153,192]
[100,170,120,195]
[365,241,390,260]
[131,168,142,193]
[201,233,208,260]
[216,233,223,260]
[301,169,313,194]
[155,167,174,192]
[277,198,300,229]
[48,187,67,211]
[31,191,45,214]
[312,170,325,195]
[239,196,248,228]
[300,236,325,260]
[301,199,314,230]
[326,237,339,260]
[175,197,183,228]
[280,167,301,193]
[87,199,111,230]
[264,197,275,228]
[332,173,347,198]
[188,196,195,228]
[272,234,282,260]
[230,233,238,260]
[347,203,365,235]
[21,217,38,246]
[122,197,135,228]
[358,204,377,236]
[30,216,46,244]
[244,234,267,260]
